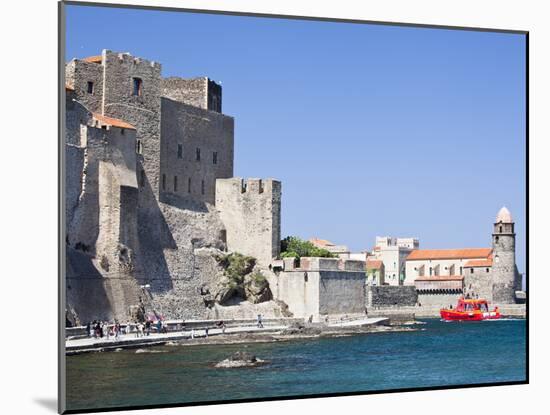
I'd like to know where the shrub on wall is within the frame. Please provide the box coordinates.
[280,236,337,259]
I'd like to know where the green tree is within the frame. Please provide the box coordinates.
[280,236,337,259]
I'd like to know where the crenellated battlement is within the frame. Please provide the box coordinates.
[217,177,281,196]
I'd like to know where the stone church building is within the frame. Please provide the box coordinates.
[404,207,522,304]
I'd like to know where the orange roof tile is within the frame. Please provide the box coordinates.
[366,260,383,270]
[464,256,493,267]
[407,248,492,261]
[65,84,74,91]
[415,275,464,281]
[83,55,102,63]
[309,238,334,247]
[92,113,136,130]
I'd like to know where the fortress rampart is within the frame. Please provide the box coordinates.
[216,178,281,266]
[65,50,281,323]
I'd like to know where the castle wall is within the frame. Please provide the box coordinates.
[318,271,366,316]
[65,59,104,113]
[275,270,320,321]
[160,98,234,205]
[65,144,84,229]
[65,116,144,322]
[366,286,418,308]
[215,178,281,266]
[162,77,207,109]
[162,77,222,112]
[272,258,365,321]
[101,50,162,214]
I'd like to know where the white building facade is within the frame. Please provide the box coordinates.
[369,236,419,285]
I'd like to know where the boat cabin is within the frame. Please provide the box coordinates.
[455,298,490,313]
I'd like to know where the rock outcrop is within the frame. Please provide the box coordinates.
[215,351,265,368]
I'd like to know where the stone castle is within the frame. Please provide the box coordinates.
[64,50,283,323]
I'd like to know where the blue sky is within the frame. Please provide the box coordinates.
[66,5,527,273]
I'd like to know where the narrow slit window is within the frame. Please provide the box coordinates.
[132,77,143,96]
[201,180,205,195]
[173,176,178,192]
[136,140,142,154]
[177,144,183,159]
[213,151,218,164]
[187,177,191,193]
[162,174,166,191]
[87,81,94,94]
[196,148,201,161]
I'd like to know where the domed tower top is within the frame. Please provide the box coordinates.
[494,206,515,235]
[496,206,513,224]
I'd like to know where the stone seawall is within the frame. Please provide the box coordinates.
[367,303,526,319]
[366,285,418,308]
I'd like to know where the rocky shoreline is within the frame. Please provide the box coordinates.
[66,322,421,355]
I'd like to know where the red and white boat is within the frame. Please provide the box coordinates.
[440,298,501,321]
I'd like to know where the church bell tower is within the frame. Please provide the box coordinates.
[491,207,519,303]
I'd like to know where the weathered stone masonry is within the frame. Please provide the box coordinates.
[65,50,279,323]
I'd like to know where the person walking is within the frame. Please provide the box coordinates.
[257,314,263,328]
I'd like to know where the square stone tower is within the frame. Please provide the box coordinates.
[215,178,281,266]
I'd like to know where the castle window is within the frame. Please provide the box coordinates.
[486,268,490,273]
[162,174,166,191]
[87,81,94,94]
[188,177,191,193]
[136,140,142,154]
[213,151,218,164]
[495,236,499,243]
[120,128,125,135]
[173,176,178,192]
[470,268,474,274]
[460,266,463,275]
[132,77,143,96]
[201,180,205,195]
[177,144,183,159]
[499,226,503,233]
[196,148,201,161]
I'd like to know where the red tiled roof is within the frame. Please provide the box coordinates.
[92,113,136,130]
[366,260,383,270]
[407,248,492,261]
[83,55,102,63]
[415,275,464,281]
[464,256,493,267]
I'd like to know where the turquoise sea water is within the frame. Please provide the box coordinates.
[66,319,526,412]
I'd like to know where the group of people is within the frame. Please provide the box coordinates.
[84,317,264,341]
[85,319,168,340]
[86,321,129,339]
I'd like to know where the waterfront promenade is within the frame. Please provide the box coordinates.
[65,317,391,355]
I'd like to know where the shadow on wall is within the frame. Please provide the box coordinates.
[134,163,175,294]
[66,247,113,323]
[159,191,209,213]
